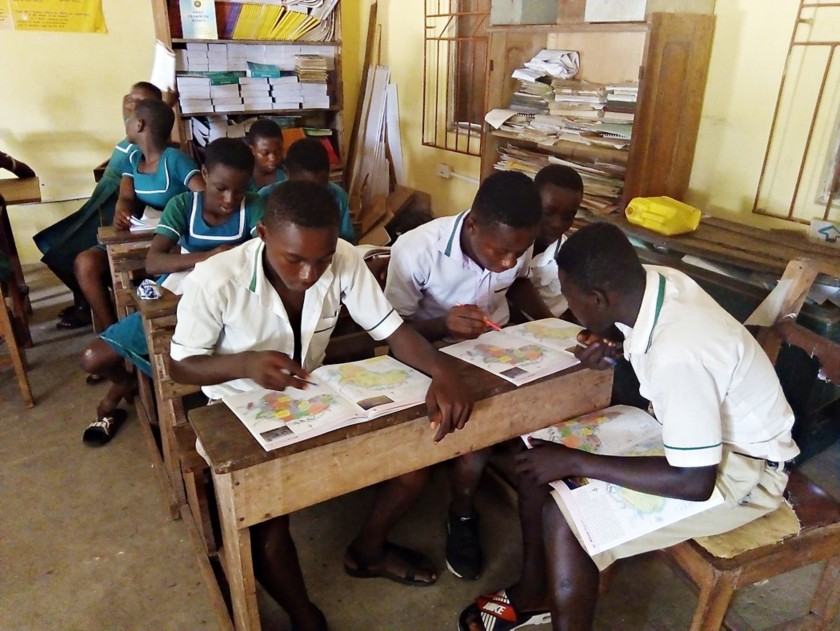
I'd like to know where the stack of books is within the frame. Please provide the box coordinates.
[271,76,303,110]
[494,144,625,214]
[510,80,553,114]
[603,83,638,123]
[551,80,606,119]
[295,55,330,109]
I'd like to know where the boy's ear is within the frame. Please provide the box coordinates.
[201,164,209,180]
[135,117,146,133]
[256,221,267,241]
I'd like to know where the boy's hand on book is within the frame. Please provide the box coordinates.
[574,330,622,370]
[446,305,490,340]
[245,350,312,391]
[425,373,474,443]
[515,438,578,486]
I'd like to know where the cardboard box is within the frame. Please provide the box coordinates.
[491,0,557,25]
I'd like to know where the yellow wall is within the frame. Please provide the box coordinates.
[5,0,823,264]
[1,0,155,263]
[341,0,481,217]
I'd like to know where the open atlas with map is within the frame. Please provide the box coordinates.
[526,405,724,555]
[440,318,583,386]
[223,355,432,451]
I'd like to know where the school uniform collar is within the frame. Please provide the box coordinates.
[439,211,469,259]
[618,267,667,357]
[244,238,337,362]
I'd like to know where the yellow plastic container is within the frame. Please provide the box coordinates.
[625,196,702,236]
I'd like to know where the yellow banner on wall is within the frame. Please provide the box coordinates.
[9,0,107,33]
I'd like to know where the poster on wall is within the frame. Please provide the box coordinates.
[6,0,107,33]
[0,1,13,29]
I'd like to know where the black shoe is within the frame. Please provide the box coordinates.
[446,509,483,580]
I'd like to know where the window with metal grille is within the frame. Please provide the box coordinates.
[423,0,490,156]
[754,0,840,223]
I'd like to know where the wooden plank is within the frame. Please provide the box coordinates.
[345,1,377,191]
[98,226,156,245]
[0,177,41,205]
[0,283,33,407]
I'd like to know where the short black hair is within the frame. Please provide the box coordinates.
[205,138,254,174]
[534,164,583,194]
[554,223,645,293]
[247,118,283,145]
[284,138,329,175]
[263,180,340,230]
[134,99,174,144]
[471,171,541,228]
[131,81,163,101]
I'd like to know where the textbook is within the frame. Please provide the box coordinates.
[525,405,725,556]
[223,355,432,451]
[440,318,583,386]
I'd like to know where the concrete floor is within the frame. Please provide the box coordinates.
[2,265,839,631]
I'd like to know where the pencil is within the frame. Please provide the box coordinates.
[454,303,503,331]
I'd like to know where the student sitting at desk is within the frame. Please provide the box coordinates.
[385,171,554,581]
[246,118,286,192]
[79,137,260,446]
[458,223,799,631]
[75,98,204,332]
[528,165,583,318]
[169,181,473,629]
[34,81,164,330]
[258,137,356,244]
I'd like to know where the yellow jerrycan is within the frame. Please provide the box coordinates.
[625,196,701,236]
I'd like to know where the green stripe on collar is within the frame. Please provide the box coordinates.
[644,273,666,353]
[663,442,722,451]
[444,211,468,257]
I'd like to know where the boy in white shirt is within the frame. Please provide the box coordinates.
[528,165,583,318]
[171,181,473,630]
[459,223,798,631]
[385,171,554,580]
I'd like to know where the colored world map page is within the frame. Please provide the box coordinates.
[526,406,724,556]
[440,329,579,386]
[223,356,432,451]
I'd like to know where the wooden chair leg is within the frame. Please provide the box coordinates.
[185,468,218,556]
[0,288,33,407]
[810,556,840,624]
[690,571,739,631]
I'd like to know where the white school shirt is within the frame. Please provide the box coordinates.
[384,211,532,326]
[615,266,799,468]
[528,236,568,317]
[170,238,404,400]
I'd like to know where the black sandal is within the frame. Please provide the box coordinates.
[344,542,438,587]
[57,306,92,330]
[82,409,127,446]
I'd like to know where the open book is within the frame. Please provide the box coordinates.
[129,208,163,233]
[525,405,724,556]
[440,318,583,386]
[223,355,432,451]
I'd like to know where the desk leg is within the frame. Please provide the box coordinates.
[215,472,261,631]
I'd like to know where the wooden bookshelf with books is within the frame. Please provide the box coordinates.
[150,0,344,182]
[481,10,714,213]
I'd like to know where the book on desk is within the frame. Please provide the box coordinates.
[223,355,432,451]
[440,318,583,386]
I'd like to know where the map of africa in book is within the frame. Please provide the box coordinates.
[440,318,583,385]
[525,405,724,556]
[223,355,432,451]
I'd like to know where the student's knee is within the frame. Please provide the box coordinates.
[392,468,430,494]
[74,249,104,281]
[453,448,491,475]
[252,514,292,555]
[79,339,119,375]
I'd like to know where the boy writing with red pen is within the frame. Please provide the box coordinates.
[385,171,554,581]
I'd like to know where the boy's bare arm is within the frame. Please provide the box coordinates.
[385,323,474,442]
[409,305,488,342]
[114,176,139,229]
[507,277,554,321]
[171,350,312,391]
[516,440,718,502]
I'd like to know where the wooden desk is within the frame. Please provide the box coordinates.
[97,226,154,321]
[0,177,41,348]
[190,363,613,631]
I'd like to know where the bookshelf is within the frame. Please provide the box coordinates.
[481,11,715,208]
[150,0,344,178]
